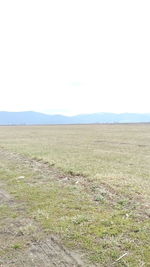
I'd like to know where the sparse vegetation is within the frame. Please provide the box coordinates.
[0,124,150,266]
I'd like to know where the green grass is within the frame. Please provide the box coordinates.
[12,243,22,250]
[0,124,150,266]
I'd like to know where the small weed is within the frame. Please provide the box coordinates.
[49,160,56,166]
[94,195,105,203]
[118,199,129,206]
[12,244,22,249]
[72,215,89,225]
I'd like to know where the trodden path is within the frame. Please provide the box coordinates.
[0,148,94,267]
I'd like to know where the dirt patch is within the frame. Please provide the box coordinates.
[0,236,85,266]
[0,187,12,205]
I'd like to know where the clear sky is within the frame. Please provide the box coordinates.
[0,0,150,115]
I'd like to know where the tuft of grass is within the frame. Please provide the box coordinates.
[12,243,22,250]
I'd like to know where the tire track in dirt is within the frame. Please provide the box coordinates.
[0,148,94,267]
[1,238,84,266]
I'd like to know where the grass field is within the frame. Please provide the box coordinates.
[0,124,150,266]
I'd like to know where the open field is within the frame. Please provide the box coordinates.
[0,124,150,266]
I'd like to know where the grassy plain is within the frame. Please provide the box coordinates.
[0,124,150,266]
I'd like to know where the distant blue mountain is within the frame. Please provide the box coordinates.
[0,111,150,125]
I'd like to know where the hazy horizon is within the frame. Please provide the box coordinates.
[0,1,150,115]
[1,110,150,117]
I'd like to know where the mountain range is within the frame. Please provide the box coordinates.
[0,111,150,125]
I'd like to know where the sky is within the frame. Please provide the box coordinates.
[0,0,150,115]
